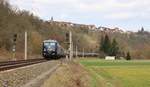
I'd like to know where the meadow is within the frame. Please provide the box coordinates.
[79,58,150,87]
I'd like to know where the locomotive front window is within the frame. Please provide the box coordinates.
[44,42,56,49]
[49,42,55,46]
[44,42,49,47]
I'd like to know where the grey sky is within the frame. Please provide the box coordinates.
[9,0,150,31]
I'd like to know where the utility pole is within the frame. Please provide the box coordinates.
[25,31,27,60]
[69,31,73,60]
[75,45,78,58]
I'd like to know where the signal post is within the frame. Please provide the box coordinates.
[12,34,17,61]
[66,31,73,61]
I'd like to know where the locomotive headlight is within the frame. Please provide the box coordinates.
[44,48,46,51]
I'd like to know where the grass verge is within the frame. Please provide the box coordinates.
[79,58,150,87]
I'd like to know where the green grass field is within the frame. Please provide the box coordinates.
[79,59,150,87]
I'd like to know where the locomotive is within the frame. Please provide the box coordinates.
[42,39,99,59]
[42,40,65,59]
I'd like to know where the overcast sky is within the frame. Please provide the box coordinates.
[9,0,150,31]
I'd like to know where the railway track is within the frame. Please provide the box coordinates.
[0,59,47,71]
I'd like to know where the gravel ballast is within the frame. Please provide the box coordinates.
[0,60,59,87]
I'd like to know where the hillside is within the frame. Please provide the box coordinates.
[0,0,150,60]
[0,0,99,60]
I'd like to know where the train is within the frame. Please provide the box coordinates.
[42,40,65,59]
[42,39,99,59]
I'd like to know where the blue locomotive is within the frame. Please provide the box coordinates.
[42,40,65,59]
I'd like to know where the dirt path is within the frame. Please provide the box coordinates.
[41,62,91,87]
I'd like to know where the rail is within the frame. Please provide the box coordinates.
[0,59,47,71]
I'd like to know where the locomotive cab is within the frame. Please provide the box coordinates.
[42,40,57,58]
[42,39,64,59]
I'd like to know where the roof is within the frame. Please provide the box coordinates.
[43,39,57,43]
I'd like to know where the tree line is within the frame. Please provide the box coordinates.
[99,34,131,60]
